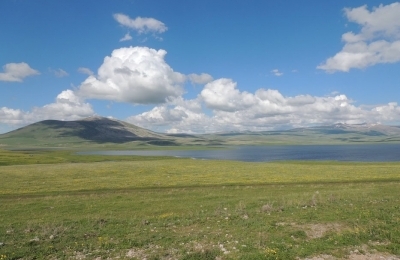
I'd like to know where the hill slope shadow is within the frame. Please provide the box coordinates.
[38,118,161,143]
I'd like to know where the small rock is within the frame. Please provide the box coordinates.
[49,235,54,240]
[30,237,39,242]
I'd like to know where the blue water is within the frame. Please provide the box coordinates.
[80,144,400,162]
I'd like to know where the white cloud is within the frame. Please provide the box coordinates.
[77,46,185,104]
[127,97,215,133]
[318,2,400,72]
[271,69,283,76]
[127,78,400,133]
[32,90,93,120]
[1,43,399,134]
[373,102,400,122]
[113,13,167,34]
[129,106,188,126]
[188,73,213,84]
[50,68,69,78]
[77,67,93,75]
[344,3,400,40]
[0,90,94,128]
[0,62,40,82]
[119,32,133,42]
[2,75,399,133]
[0,107,24,125]
[201,78,255,112]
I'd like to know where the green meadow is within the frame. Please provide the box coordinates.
[0,149,400,259]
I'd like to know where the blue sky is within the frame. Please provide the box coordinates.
[1,0,399,133]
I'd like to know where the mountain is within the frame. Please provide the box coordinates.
[0,118,399,148]
[0,116,174,147]
[208,123,400,145]
[289,123,400,141]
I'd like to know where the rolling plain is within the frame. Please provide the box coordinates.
[1,149,400,259]
[1,118,400,259]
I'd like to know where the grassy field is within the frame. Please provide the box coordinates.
[0,150,400,259]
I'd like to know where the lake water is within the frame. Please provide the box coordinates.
[81,144,400,162]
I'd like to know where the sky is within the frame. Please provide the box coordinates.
[1,0,400,134]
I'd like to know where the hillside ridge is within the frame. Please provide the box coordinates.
[0,116,167,146]
[1,117,400,147]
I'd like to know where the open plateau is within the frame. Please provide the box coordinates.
[0,117,399,259]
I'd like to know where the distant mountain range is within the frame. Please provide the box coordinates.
[0,117,399,148]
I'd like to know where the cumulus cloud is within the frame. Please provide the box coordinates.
[0,62,40,82]
[77,46,185,104]
[0,107,24,125]
[2,75,399,133]
[0,90,94,128]
[31,90,93,120]
[128,78,400,133]
[188,73,213,84]
[318,2,400,72]
[50,68,69,78]
[127,97,215,133]
[373,102,400,122]
[129,105,187,126]
[271,69,283,76]
[113,13,167,34]
[201,78,255,112]
[2,42,398,133]
[119,32,133,42]
[77,67,93,75]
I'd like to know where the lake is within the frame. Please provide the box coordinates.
[80,144,400,162]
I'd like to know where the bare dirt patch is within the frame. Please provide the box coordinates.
[300,245,399,260]
[126,248,148,259]
[302,252,400,260]
[347,252,400,260]
[278,222,345,239]
[274,222,345,240]
[298,223,344,239]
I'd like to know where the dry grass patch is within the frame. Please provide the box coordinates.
[297,223,345,239]
[275,222,346,239]
[302,252,400,260]
[301,244,400,260]
[347,252,400,260]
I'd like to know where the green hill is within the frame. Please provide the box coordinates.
[1,118,399,149]
[0,116,171,148]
